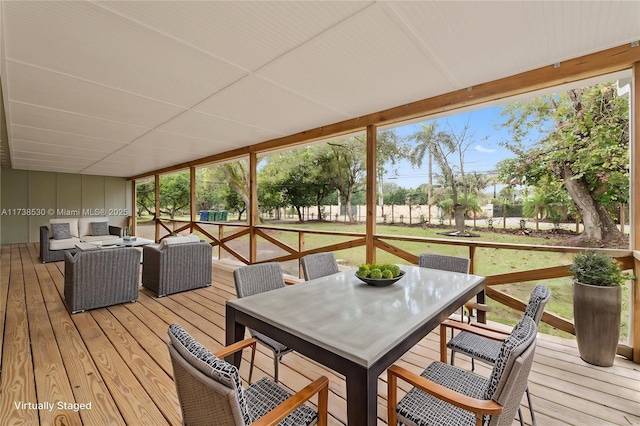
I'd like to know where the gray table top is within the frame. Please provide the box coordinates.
[227,264,485,367]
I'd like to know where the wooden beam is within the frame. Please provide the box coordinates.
[189,166,196,229]
[249,152,258,264]
[366,124,376,264]
[130,179,137,236]
[154,174,160,242]
[128,43,640,181]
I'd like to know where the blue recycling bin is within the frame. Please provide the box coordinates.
[199,211,208,221]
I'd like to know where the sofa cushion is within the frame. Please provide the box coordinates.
[49,218,79,238]
[91,221,109,236]
[79,217,108,237]
[51,222,73,240]
[82,235,120,243]
[49,237,81,251]
[160,234,201,248]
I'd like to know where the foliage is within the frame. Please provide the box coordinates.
[136,179,155,216]
[356,263,401,279]
[569,250,633,287]
[497,82,629,242]
[159,172,190,219]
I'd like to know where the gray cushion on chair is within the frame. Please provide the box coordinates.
[397,361,489,426]
[447,332,502,364]
[168,323,251,425]
[51,222,72,240]
[246,378,317,425]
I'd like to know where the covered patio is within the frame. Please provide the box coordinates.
[2,243,639,425]
[1,1,640,425]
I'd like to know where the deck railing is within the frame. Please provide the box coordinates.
[152,217,638,361]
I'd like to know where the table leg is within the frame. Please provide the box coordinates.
[225,304,245,367]
[345,367,377,425]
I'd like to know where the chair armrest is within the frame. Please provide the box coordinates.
[214,338,257,358]
[214,338,257,384]
[252,376,329,426]
[387,364,502,426]
[441,319,510,340]
[464,302,491,314]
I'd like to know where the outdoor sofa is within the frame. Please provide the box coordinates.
[40,217,122,263]
[64,247,140,313]
[142,234,212,297]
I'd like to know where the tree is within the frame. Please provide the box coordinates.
[328,136,366,223]
[135,179,155,216]
[409,121,475,233]
[498,82,629,244]
[159,172,190,219]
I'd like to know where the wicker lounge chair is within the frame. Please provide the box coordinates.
[142,237,212,297]
[440,284,551,426]
[388,316,538,426]
[300,252,339,281]
[233,262,293,382]
[64,248,140,313]
[167,323,328,425]
[418,253,470,274]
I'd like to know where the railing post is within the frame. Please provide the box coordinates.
[154,174,160,243]
[190,166,196,233]
[366,124,377,264]
[219,225,224,260]
[632,62,640,363]
[299,232,305,278]
[249,152,258,264]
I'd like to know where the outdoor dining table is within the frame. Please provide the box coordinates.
[225,264,485,425]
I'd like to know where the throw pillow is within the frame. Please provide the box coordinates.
[91,221,109,236]
[51,222,72,240]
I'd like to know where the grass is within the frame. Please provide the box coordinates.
[137,217,633,341]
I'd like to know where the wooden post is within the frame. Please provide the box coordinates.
[249,153,258,264]
[130,179,137,236]
[190,166,197,233]
[366,125,377,264]
[218,225,224,261]
[632,62,640,363]
[154,174,160,243]
[299,232,305,278]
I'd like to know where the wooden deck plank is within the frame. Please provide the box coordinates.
[0,244,11,373]
[89,308,182,424]
[72,312,169,425]
[0,245,38,425]
[2,247,640,426]
[34,246,126,425]
[22,245,83,425]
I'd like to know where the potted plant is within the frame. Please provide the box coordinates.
[569,250,633,366]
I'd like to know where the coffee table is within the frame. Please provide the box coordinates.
[225,264,485,425]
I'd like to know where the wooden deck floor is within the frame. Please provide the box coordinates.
[1,243,639,425]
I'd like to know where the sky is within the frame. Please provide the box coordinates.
[383,105,523,189]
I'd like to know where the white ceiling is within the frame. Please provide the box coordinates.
[1,1,639,177]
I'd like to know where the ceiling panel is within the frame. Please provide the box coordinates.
[131,130,217,156]
[6,61,186,128]
[10,126,128,153]
[9,102,150,142]
[2,1,247,106]
[158,111,282,147]
[98,1,374,71]
[194,75,349,135]
[258,4,455,117]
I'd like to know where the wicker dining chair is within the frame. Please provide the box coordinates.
[440,284,551,426]
[388,316,538,426]
[300,252,340,281]
[168,324,328,426]
[233,262,293,383]
[418,253,477,324]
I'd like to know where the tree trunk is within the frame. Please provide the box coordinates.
[454,204,465,233]
[564,173,623,242]
[295,206,303,222]
[344,193,355,223]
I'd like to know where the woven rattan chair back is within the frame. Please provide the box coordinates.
[301,252,340,281]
